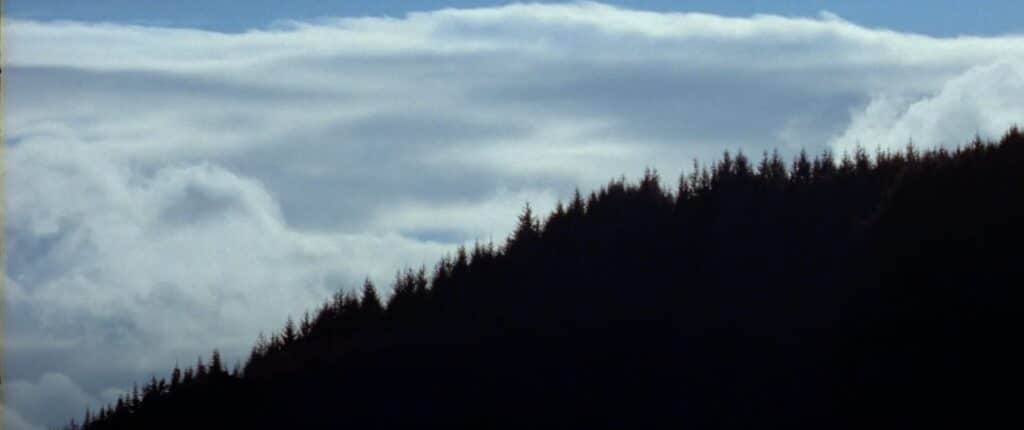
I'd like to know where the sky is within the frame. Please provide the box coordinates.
[6,0,1024,37]
[4,2,1024,429]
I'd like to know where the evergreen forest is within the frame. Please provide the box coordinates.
[61,128,1023,429]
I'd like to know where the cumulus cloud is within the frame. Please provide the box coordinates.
[831,60,1024,153]
[4,132,448,428]
[4,2,1024,427]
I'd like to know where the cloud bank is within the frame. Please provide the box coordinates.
[4,2,1023,427]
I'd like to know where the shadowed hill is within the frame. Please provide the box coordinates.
[63,128,1023,429]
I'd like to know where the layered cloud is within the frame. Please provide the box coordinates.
[4,2,1023,428]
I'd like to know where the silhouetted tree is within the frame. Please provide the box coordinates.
[170,364,182,390]
[210,349,225,376]
[360,279,384,320]
[195,356,208,379]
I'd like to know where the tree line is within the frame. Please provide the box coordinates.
[62,127,1024,429]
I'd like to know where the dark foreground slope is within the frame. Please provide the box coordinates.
[66,130,1023,429]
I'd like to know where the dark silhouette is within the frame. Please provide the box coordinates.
[64,128,1024,429]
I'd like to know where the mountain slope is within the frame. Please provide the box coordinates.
[65,128,1023,429]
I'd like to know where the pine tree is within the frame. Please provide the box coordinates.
[196,356,208,379]
[413,267,429,296]
[130,383,141,411]
[282,317,297,344]
[676,173,691,207]
[793,149,812,185]
[508,203,541,252]
[210,349,224,375]
[452,246,469,278]
[734,150,752,178]
[300,311,313,338]
[182,366,194,385]
[360,279,384,320]
[170,364,182,390]
[143,376,158,401]
[568,188,586,217]
[854,145,871,173]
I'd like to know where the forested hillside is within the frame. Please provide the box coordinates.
[62,129,1023,429]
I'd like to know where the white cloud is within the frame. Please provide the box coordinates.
[4,135,448,427]
[4,2,1024,427]
[831,60,1024,153]
[5,137,449,350]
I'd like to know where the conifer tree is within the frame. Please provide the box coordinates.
[508,203,541,253]
[300,311,313,338]
[211,349,224,375]
[170,364,182,390]
[568,188,586,217]
[360,279,384,320]
[130,383,141,411]
[196,356,208,379]
[282,317,297,344]
[793,149,812,185]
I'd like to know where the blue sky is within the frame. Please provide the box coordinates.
[5,2,1024,430]
[6,0,1024,36]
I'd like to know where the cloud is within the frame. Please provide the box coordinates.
[4,139,448,427]
[3,373,101,430]
[4,2,1024,427]
[831,60,1024,153]
[1,404,45,430]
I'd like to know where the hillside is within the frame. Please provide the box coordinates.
[63,129,1023,429]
